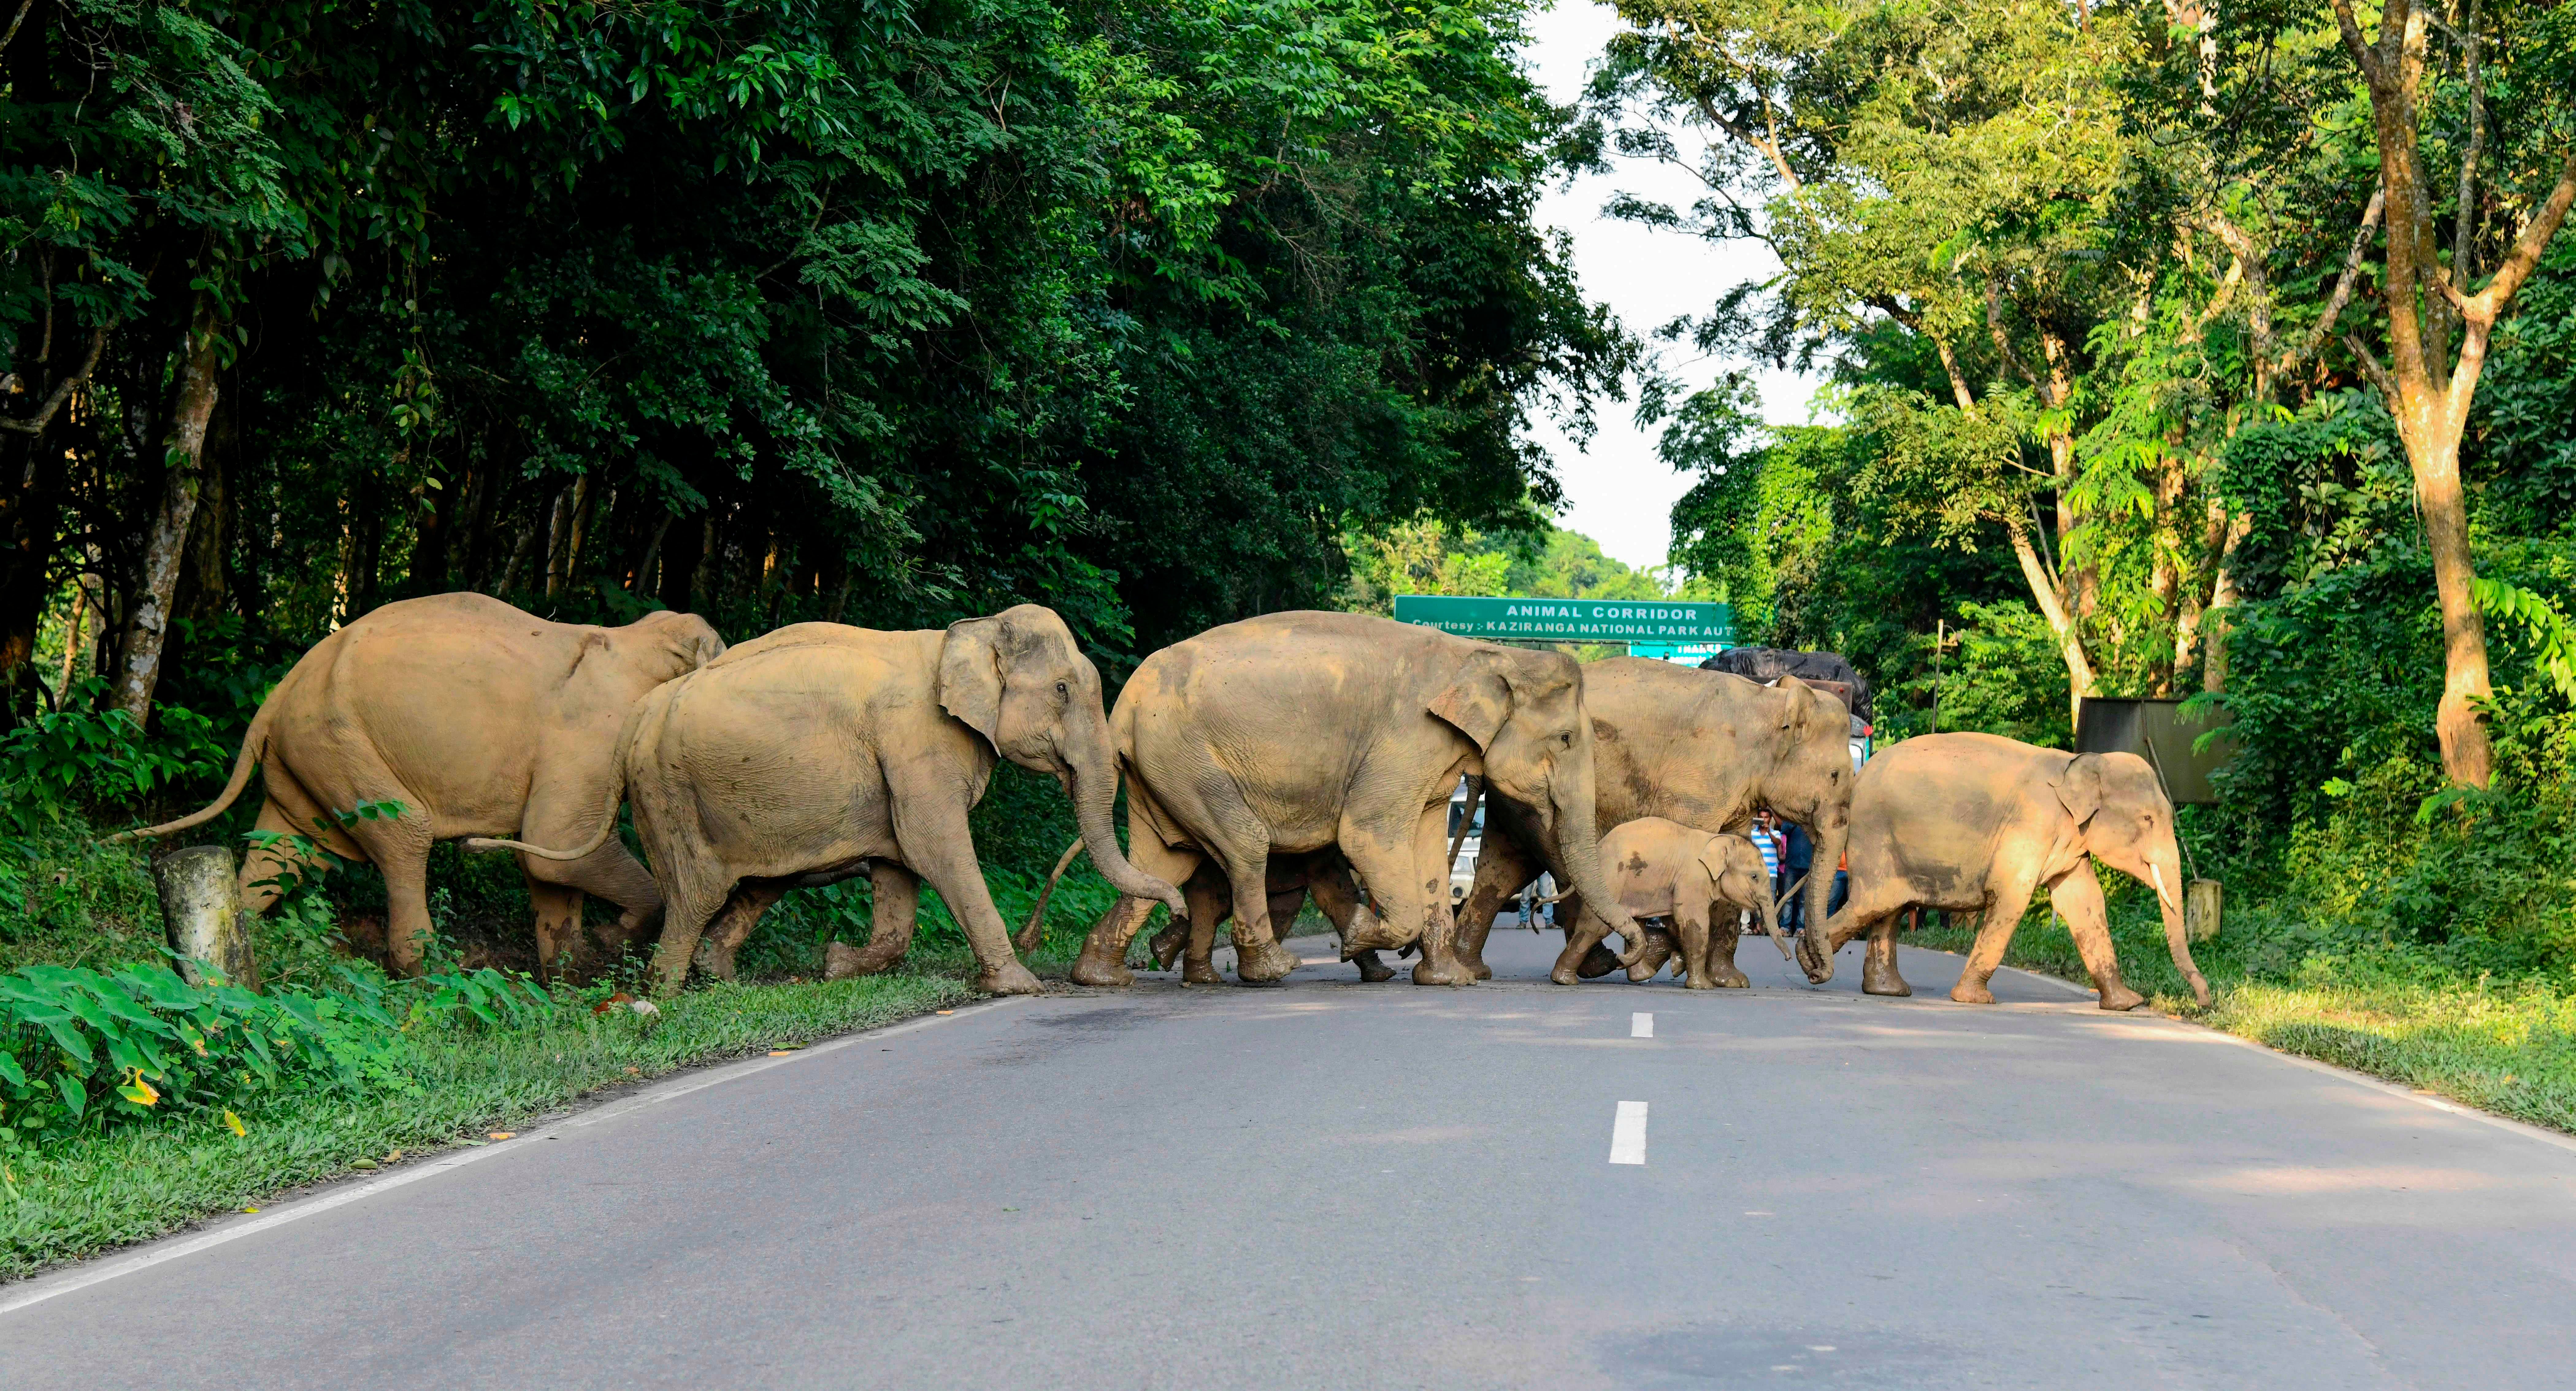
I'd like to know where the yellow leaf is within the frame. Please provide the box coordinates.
[224,1110,246,1137]
[119,1068,159,1107]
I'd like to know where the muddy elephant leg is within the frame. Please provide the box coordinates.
[1708,912,1750,988]
[1180,870,1232,986]
[1861,912,1911,997]
[526,882,588,981]
[1625,928,1678,983]
[827,863,919,979]
[1952,869,2042,1005]
[1672,909,1718,990]
[1152,864,1221,970]
[2048,866,2144,1011]
[1305,859,1389,982]
[1549,892,1612,985]
[648,876,732,997]
[695,882,788,983]
[520,764,665,958]
[1454,826,1537,983]
[1404,800,1474,986]
[1214,845,1297,984]
[1072,834,1200,989]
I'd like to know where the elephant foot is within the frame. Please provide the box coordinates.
[975,961,1045,997]
[1714,968,1750,989]
[2096,983,2146,1012]
[1548,962,1581,986]
[1341,919,1409,954]
[1682,972,1717,990]
[1234,936,1298,983]
[1353,951,1395,983]
[1068,946,1134,989]
[1411,957,1477,987]
[1149,922,1188,971]
[1181,959,1224,986]
[1624,931,1675,983]
[1950,980,1996,1005]
[1456,950,1493,982]
[1575,944,1621,979]
[1861,961,1912,997]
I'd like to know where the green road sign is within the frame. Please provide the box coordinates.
[1391,595,1736,645]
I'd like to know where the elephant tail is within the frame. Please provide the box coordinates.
[1016,838,1088,954]
[108,700,275,844]
[464,700,643,863]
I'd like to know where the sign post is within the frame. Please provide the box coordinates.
[1390,595,1735,647]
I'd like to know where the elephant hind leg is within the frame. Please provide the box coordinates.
[2048,866,2143,1011]
[1453,826,1536,982]
[696,882,788,982]
[649,879,732,997]
[1861,912,1911,997]
[1180,870,1232,986]
[238,798,338,918]
[829,862,920,978]
[1952,869,2042,1006]
[527,882,588,982]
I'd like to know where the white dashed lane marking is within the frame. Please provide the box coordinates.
[1609,1101,1649,1165]
[1630,1012,1654,1039]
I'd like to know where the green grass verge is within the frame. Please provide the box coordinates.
[0,968,971,1281]
[1911,884,2576,1137]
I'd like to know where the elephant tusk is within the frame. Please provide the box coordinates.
[2149,862,2178,912]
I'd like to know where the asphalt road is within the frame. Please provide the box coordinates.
[7,927,2576,1390]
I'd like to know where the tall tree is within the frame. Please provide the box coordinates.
[2331,0,2576,787]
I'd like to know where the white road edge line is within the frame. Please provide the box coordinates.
[1630,1012,1654,1039]
[1609,1100,1648,1165]
[0,995,1028,1320]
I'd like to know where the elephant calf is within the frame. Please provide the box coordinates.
[1807,732,2213,1010]
[474,605,1185,997]
[1552,818,1781,989]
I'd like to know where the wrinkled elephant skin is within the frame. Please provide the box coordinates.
[1069,611,1638,989]
[119,593,724,979]
[472,605,1183,998]
[1815,732,2214,1010]
[1451,658,1853,985]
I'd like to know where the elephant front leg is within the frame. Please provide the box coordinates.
[1072,835,1199,989]
[2049,866,2145,1011]
[1548,892,1612,986]
[1671,912,1720,990]
[1702,913,1750,989]
[887,786,1040,996]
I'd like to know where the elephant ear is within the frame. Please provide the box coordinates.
[2054,753,2106,826]
[1428,650,1510,751]
[937,616,1008,751]
[1774,674,1817,734]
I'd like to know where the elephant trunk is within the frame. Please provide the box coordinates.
[1550,785,1642,965]
[2147,839,2213,1008]
[1796,813,1848,982]
[1070,746,1186,922]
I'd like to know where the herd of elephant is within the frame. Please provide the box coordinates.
[124,592,2213,1013]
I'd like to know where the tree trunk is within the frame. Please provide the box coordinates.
[2412,423,2493,787]
[2007,521,2096,733]
[658,509,703,613]
[177,392,234,621]
[111,311,224,723]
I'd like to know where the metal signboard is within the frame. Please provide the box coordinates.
[2074,697,2238,805]
[1391,595,1736,646]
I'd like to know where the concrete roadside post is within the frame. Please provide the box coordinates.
[2186,878,2222,944]
[155,845,259,990]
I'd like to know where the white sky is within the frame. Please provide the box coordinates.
[1519,0,1820,575]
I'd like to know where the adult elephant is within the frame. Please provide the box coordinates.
[1068,611,1638,989]
[1443,659,1853,986]
[1809,732,2213,1011]
[117,593,724,978]
[470,605,1185,997]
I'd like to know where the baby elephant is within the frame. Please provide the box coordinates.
[1553,818,1780,989]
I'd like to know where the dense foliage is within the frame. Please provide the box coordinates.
[1603,0,2576,974]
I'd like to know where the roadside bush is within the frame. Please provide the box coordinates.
[0,961,552,1159]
